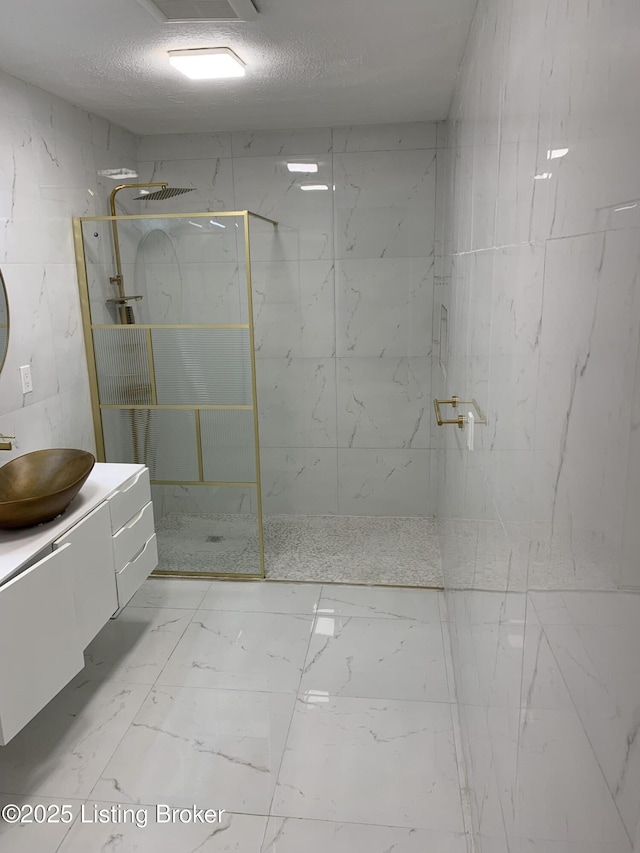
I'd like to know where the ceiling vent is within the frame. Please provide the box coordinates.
[137,0,258,23]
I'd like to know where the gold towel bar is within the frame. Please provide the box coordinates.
[433,397,487,429]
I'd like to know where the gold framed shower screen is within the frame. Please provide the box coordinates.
[72,210,277,580]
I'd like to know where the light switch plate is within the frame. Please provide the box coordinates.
[19,364,33,394]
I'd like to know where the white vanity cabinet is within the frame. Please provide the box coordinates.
[0,463,157,745]
[0,544,84,744]
[54,502,118,649]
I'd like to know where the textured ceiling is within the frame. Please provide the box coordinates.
[0,0,477,135]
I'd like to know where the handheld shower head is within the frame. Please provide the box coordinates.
[134,187,195,201]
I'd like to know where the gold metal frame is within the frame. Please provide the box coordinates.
[73,210,277,580]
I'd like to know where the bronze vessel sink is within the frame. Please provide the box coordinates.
[0,449,95,530]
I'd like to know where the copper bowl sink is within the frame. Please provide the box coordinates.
[0,449,95,530]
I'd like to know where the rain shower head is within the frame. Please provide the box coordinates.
[133,187,196,201]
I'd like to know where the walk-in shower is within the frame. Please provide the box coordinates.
[73,204,277,579]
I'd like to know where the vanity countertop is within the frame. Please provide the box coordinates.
[0,462,145,587]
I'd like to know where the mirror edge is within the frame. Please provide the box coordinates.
[0,268,9,375]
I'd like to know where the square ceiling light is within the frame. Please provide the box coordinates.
[169,48,246,80]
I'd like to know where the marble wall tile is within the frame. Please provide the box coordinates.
[334,149,437,259]
[438,0,640,848]
[138,132,231,161]
[130,124,437,517]
[139,261,243,325]
[153,484,257,517]
[0,264,58,413]
[486,245,545,452]
[332,122,437,152]
[337,357,431,449]
[337,449,431,516]
[232,154,334,261]
[136,157,235,213]
[252,260,335,358]
[0,69,138,458]
[621,336,640,588]
[260,448,338,515]
[335,257,433,357]
[231,127,332,158]
[257,358,337,448]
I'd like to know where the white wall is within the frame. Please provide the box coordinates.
[137,124,438,516]
[438,0,640,849]
[0,69,139,459]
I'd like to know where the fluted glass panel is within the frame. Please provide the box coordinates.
[200,409,256,483]
[102,408,199,481]
[94,327,153,405]
[151,328,252,405]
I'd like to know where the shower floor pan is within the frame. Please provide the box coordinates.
[155,513,443,587]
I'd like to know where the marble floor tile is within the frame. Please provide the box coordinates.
[300,616,450,702]
[157,611,313,692]
[0,795,81,853]
[199,580,322,615]
[262,817,468,852]
[91,686,295,813]
[316,584,442,621]
[0,681,150,799]
[272,696,464,830]
[79,608,195,685]
[129,579,212,610]
[57,806,267,853]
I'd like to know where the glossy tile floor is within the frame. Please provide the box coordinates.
[0,580,469,852]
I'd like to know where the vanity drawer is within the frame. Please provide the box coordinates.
[112,500,155,571]
[116,534,158,608]
[107,468,151,533]
[0,543,84,744]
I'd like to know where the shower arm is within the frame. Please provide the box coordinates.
[108,182,168,323]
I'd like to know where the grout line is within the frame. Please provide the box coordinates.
[438,598,475,850]
[262,586,321,836]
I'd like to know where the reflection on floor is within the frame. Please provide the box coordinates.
[0,580,469,852]
[155,513,444,587]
